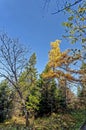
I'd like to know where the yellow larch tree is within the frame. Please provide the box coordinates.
[42,40,84,109]
[42,40,84,83]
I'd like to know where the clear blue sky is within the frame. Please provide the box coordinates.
[0,0,81,73]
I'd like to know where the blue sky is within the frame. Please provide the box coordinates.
[0,0,81,73]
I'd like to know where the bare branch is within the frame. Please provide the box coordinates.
[52,0,83,14]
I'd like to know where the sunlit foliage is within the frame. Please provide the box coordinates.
[42,40,83,83]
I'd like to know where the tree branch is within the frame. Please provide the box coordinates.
[52,0,83,14]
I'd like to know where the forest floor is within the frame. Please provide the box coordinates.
[0,110,85,130]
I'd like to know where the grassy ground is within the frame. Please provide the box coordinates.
[0,110,85,130]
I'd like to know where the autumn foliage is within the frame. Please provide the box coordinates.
[42,40,86,83]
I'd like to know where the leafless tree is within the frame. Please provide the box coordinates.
[0,33,30,126]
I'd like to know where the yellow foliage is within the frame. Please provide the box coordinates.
[51,40,61,48]
[42,70,55,79]
[4,116,25,125]
[12,116,25,124]
[42,40,70,79]
[48,40,62,68]
[42,39,82,83]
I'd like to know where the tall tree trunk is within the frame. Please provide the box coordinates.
[21,99,29,127]
[28,110,35,129]
[25,111,29,127]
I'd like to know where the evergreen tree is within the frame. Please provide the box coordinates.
[19,53,40,127]
[0,80,13,122]
[37,65,58,116]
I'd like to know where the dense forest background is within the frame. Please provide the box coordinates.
[0,0,86,130]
